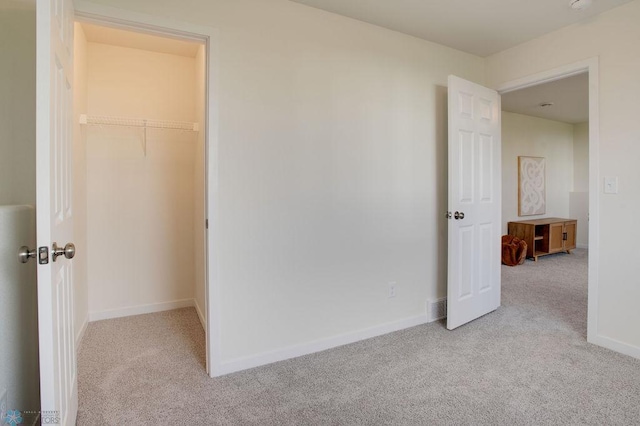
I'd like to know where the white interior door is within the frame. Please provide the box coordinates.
[36,0,77,424]
[447,75,501,330]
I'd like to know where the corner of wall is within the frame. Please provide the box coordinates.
[73,21,90,345]
[194,297,206,331]
[193,43,207,324]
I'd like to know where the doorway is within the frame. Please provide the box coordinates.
[497,59,599,341]
[72,21,208,369]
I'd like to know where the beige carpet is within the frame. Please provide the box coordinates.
[77,249,640,424]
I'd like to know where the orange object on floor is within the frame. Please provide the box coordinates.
[502,235,528,266]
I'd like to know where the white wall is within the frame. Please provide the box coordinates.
[0,206,40,420]
[487,0,640,354]
[85,42,198,318]
[502,112,574,233]
[0,1,36,205]
[86,43,196,121]
[194,45,207,328]
[83,0,485,366]
[570,121,589,247]
[572,122,589,192]
[73,23,89,343]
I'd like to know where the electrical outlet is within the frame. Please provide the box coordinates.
[388,282,397,298]
[0,388,7,425]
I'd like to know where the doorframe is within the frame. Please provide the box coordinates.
[74,0,222,377]
[495,57,600,345]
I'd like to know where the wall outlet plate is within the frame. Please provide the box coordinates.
[0,388,7,426]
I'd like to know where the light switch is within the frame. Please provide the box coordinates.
[604,176,618,194]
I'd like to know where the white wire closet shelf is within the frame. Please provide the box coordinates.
[79,114,199,132]
[79,114,199,157]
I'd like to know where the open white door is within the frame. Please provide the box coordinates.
[447,75,501,330]
[36,0,77,424]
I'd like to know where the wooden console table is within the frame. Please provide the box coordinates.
[507,218,577,261]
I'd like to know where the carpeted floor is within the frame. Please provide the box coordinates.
[77,249,640,425]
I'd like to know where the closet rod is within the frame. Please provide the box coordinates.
[79,114,199,132]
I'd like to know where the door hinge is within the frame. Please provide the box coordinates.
[38,246,49,265]
[206,219,209,229]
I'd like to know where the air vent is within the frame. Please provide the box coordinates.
[427,298,447,322]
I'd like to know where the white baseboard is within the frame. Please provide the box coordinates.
[216,314,428,376]
[590,334,640,360]
[89,298,194,322]
[577,243,589,249]
[194,299,206,331]
[75,316,88,349]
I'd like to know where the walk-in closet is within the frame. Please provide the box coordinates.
[73,22,207,350]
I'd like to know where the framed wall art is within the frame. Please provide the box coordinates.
[518,156,546,216]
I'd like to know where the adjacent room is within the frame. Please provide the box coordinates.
[500,72,590,335]
[501,73,589,253]
[502,73,589,337]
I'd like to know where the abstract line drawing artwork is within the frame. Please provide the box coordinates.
[518,156,546,216]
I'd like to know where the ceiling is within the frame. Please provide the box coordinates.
[502,73,588,124]
[290,0,634,57]
[80,23,201,58]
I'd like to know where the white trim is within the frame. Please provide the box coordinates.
[75,0,221,378]
[495,56,601,349]
[586,60,600,347]
[576,243,589,249]
[590,335,640,360]
[194,299,206,332]
[495,58,594,94]
[204,27,221,379]
[88,299,194,322]
[217,314,428,376]
[74,2,211,42]
[75,315,88,349]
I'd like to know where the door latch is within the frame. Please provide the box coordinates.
[39,246,49,264]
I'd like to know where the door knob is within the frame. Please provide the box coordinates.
[454,211,465,220]
[52,242,76,262]
[18,246,37,264]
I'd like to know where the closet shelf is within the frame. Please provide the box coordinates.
[79,114,199,132]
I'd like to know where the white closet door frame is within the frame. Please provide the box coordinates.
[74,1,222,377]
[496,58,604,354]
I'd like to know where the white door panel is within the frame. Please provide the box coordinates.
[36,0,77,424]
[447,75,501,330]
